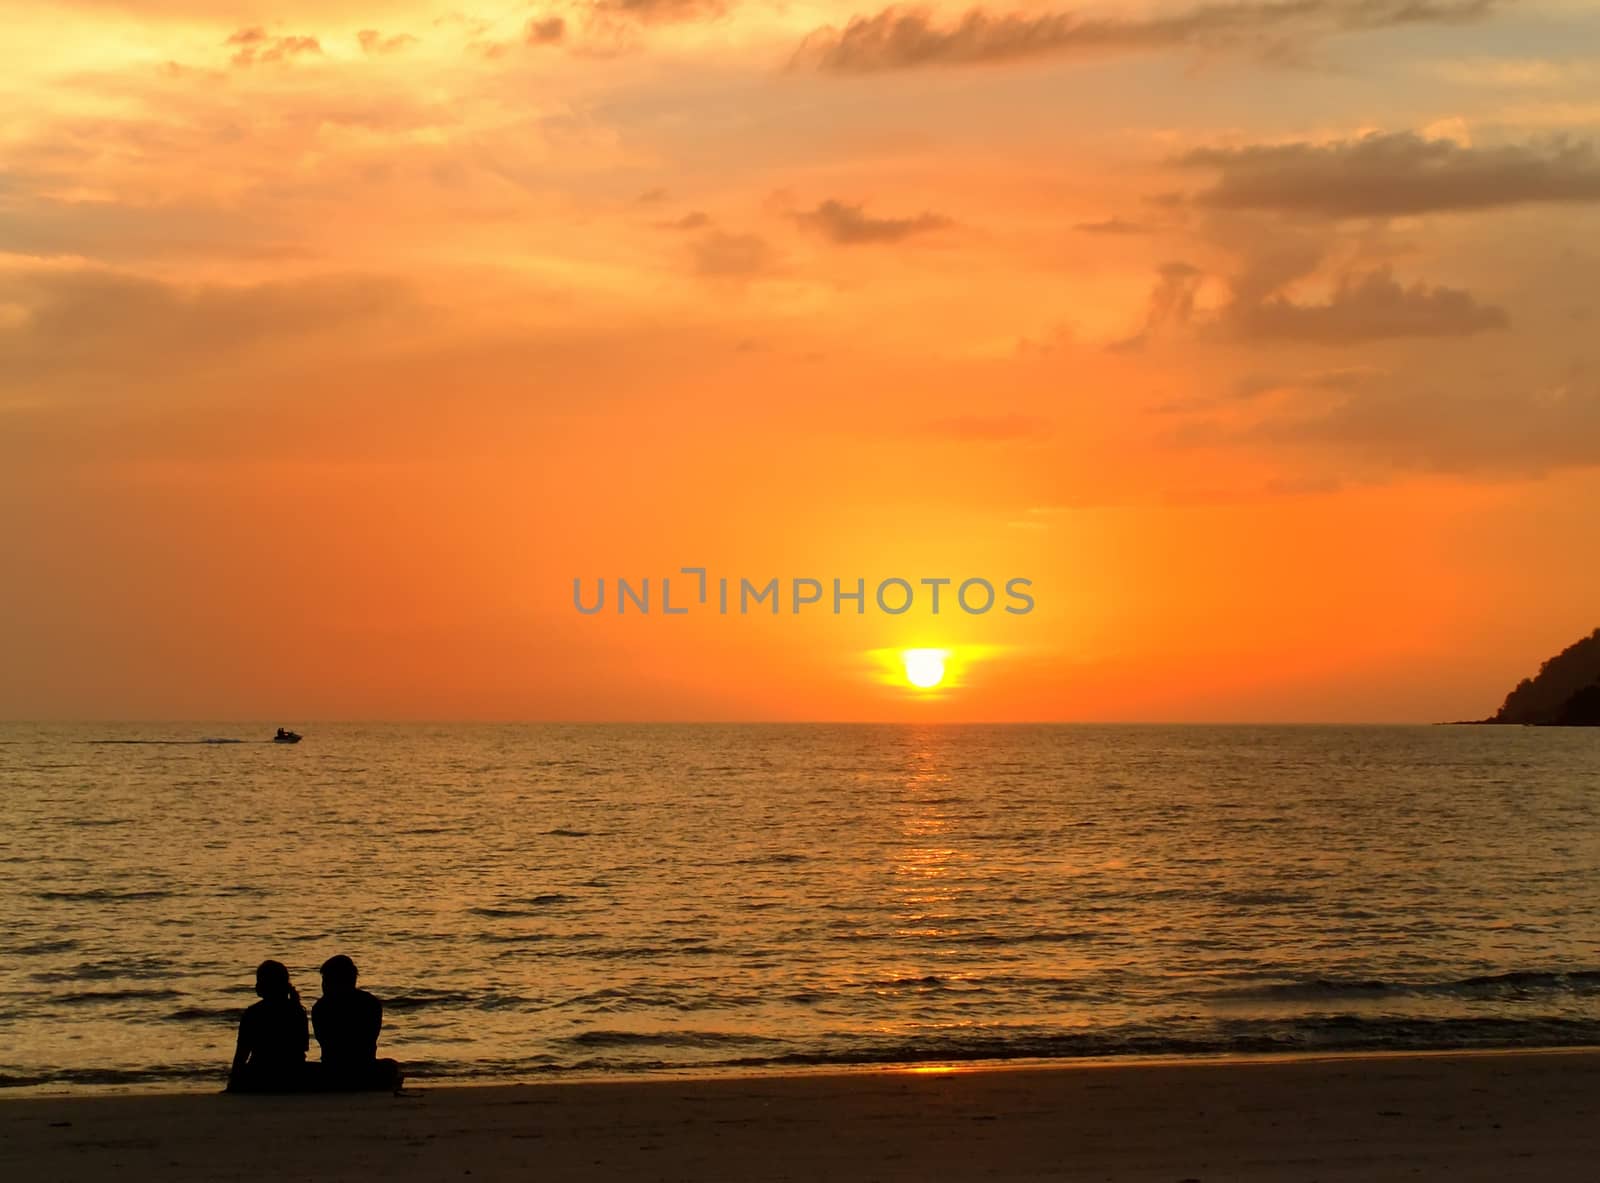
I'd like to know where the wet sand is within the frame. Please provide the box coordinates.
[3,1049,1597,1181]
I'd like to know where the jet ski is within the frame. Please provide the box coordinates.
[272,729,303,744]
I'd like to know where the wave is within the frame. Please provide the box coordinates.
[1209,969,1600,1003]
[381,990,484,1012]
[9,939,79,956]
[30,957,177,984]
[558,1029,788,1050]
[83,738,245,745]
[468,895,577,918]
[35,888,174,902]
[9,1012,1600,1091]
[698,1017,1600,1072]
[164,1005,240,1022]
[53,988,183,1005]
[0,1063,218,1090]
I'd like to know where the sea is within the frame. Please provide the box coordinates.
[2,723,1598,1093]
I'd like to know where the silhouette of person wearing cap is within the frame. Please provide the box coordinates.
[312,954,403,1091]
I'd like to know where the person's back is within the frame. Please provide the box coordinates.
[228,960,309,1092]
[311,986,382,1068]
[312,954,403,1091]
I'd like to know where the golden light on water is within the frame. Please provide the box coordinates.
[901,649,948,689]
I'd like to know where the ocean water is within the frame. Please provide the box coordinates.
[2,723,1599,1092]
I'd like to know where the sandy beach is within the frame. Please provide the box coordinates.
[4,1050,1597,1181]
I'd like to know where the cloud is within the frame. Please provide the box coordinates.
[793,200,951,245]
[0,268,414,390]
[1180,131,1600,217]
[794,0,1494,74]
[655,211,711,230]
[357,30,416,55]
[526,17,567,45]
[1233,367,1385,398]
[691,231,778,277]
[225,27,322,68]
[592,0,726,24]
[1075,217,1149,235]
[1226,267,1508,341]
[1117,257,1505,347]
[1113,261,1204,351]
[1251,372,1600,477]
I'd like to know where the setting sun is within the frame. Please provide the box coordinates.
[902,649,948,690]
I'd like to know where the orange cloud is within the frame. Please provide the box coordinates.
[225,27,322,68]
[1227,268,1508,342]
[357,29,418,55]
[1181,132,1600,217]
[793,200,952,245]
[794,0,1497,73]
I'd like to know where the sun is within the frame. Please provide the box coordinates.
[901,648,948,689]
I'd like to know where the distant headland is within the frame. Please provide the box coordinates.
[1469,627,1600,726]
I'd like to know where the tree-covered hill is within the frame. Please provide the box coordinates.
[1487,628,1600,725]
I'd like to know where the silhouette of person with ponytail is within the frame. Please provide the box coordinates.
[227,959,310,1093]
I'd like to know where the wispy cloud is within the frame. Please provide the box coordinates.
[656,211,712,231]
[357,30,416,56]
[1227,267,1508,342]
[1075,217,1149,235]
[225,27,322,68]
[794,0,1495,74]
[691,231,778,277]
[1113,261,1204,351]
[1250,370,1600,477]
[593,0,727,24]
[793,200,952,245]
[1180,131,1600,217]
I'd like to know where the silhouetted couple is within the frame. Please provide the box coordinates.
[228,955,404,1093]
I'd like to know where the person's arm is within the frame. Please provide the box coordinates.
[227,1015,251,1090]
[297,1005,309,1056]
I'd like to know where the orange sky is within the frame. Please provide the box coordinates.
[3,0,1599,721]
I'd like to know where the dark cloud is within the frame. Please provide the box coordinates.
[357,30,417,55]
[794,0,1493,74]
[526,17,566,44]
[691,231,778,277]
[0,268,413,391]
[1180,131,1600,217]
[1117,258,1505,348]
[1226,267,1508,342]
[1252,372,1600,477]
[225,27,322,67]
[793,200,951,245]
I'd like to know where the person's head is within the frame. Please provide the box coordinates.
[255,959,297,1003]
[320,954,358,992]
